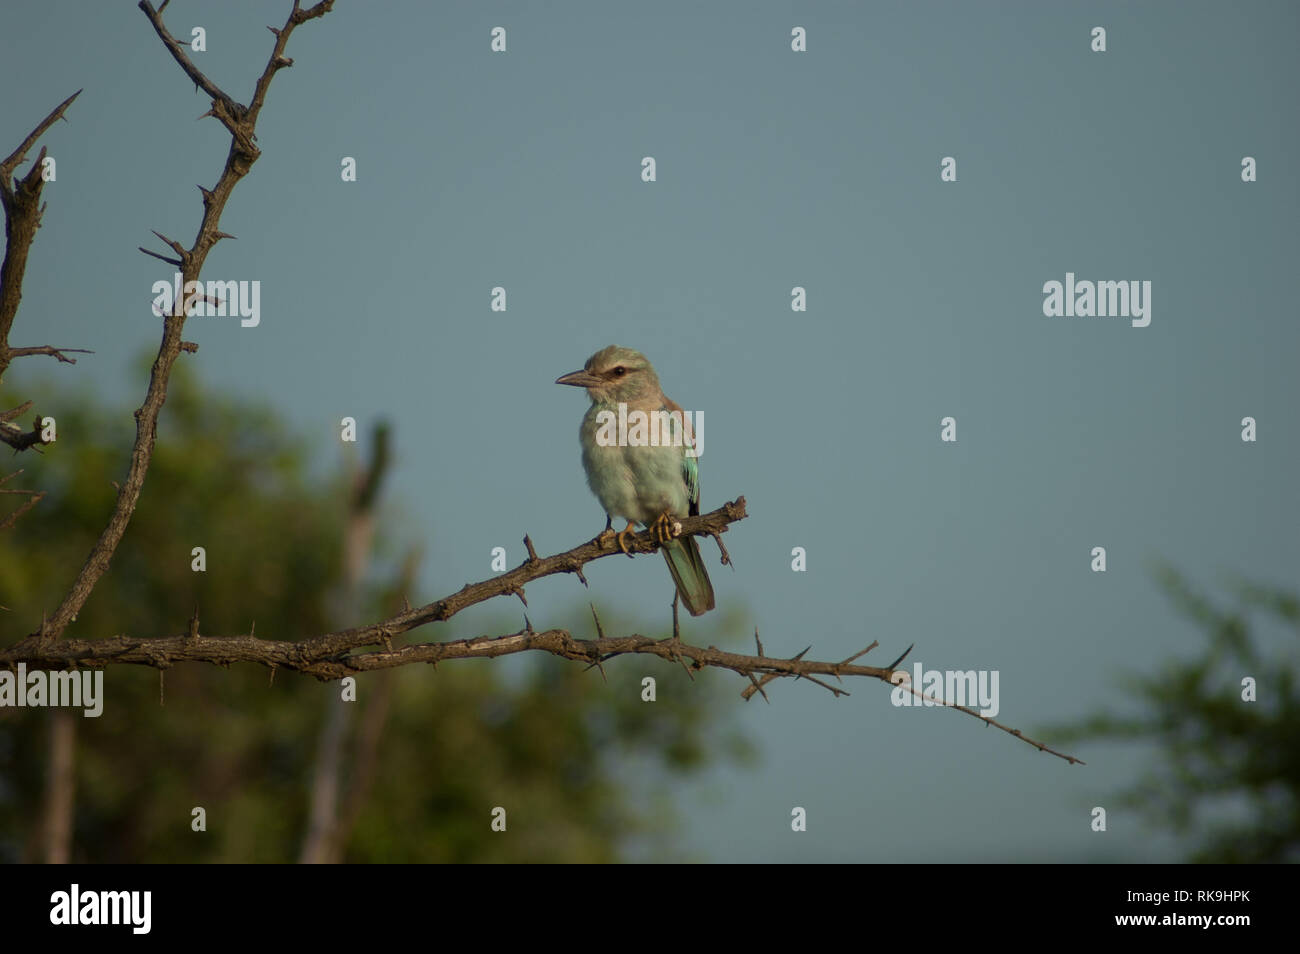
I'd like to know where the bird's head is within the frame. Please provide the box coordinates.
[555,345,661,404]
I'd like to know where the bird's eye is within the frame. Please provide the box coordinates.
[612,366,626,376]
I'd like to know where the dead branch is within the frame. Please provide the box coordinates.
[0,89,83,380]
[13,497,747,655]
[5,346,92,364]
[34,1,334,641]
[0,495,1080,763]
[0,400,56,452]
[0,415,49,452]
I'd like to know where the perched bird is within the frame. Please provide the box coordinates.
[556,345,715,616]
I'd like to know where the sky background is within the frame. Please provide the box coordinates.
[2,0,1297,861]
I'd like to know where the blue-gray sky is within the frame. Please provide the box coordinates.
[2,1,1296,861]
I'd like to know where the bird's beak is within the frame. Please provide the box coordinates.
[555,369,603,388]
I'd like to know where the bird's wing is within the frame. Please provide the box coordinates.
[663,395,700,516]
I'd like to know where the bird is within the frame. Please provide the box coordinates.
[556,345,715,616]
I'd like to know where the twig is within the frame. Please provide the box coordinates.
[5,346,92,364]
[0,487,45,530]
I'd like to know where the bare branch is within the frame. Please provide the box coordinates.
[710,529,733,568]
[247,1,335,129]
[885,674,1083,764]
[0,486,45,530]
[136,3,242,128]
[0,495,1080,763]
[0,402,32,423]
[0,414,50,452]
[0,90,82,380]
[39,0,334,641]
[0,89,81,181]
[0,621,1079,763]
[6,345,92,364]
[16,498,745,657]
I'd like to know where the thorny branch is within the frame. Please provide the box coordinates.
[30,0,334,641]
[0,89,90,462]
[2,496,1081,763]
[0,89,84,383]
[8,499,748,668]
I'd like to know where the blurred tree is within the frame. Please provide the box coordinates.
[0,362,752,862]
[1051,565,1299,862]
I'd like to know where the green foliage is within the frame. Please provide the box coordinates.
[1050,564,1300,862]
[0,364,751,862]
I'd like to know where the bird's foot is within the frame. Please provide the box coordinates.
[650,510,681,545]
[616,520,638,557]
[596,527,617,549]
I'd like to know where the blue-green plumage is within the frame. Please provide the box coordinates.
[557,345,715,616]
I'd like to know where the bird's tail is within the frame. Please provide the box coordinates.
[662,536,715,616]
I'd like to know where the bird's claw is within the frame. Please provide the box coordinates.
[616,520,637,557]
[651,510,679,546]
[603,518,673,556]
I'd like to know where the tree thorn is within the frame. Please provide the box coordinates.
[886,642,915,671]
